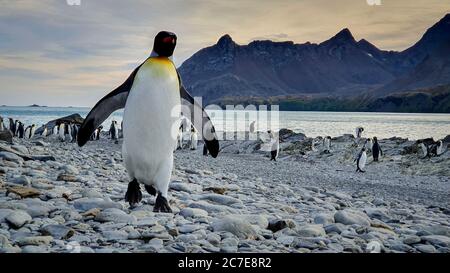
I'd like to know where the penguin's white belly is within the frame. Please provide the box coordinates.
[122,58,180,186]
[190,133,198,149]
[358,153,367,169]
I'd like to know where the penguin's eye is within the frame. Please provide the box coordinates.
[163,37,174,44]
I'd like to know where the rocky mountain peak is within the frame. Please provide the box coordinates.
[331,28,356,43]
[217,34,235,46]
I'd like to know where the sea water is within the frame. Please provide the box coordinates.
[0,106,449,140]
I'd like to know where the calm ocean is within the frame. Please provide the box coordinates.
[0,106,449,140]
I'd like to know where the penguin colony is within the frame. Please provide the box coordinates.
[0,117,83,143]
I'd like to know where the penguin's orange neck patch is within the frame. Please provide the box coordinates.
[141,56,178,81]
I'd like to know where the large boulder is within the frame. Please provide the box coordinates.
[0,130,13,144]
[443,135,450,143]
[35,114,84,135]
[333,134,355,142]
[279,128,307,142]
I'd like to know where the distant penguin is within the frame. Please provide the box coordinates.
[66,123,72,142]
[110,121,118,140]
[176,126,183,150]
[24,125,31,139]
[96,126,103,140]
[30,124,36,138]
[59,123,65,141]
[372,137,382,162]
[8,118,16,136]
[366,138,373,152]
[355,127,364,138]
[17,122,24,138]
[14,120,19,136]
[109,121,115,139]
[42,126,48,137]
[114,121,119,140]
[0,116,4,131]
[268,130,279,161]
[71,124,78,143]
[76,31,219,213]
[190,126,198,150]
[249,121,256,134]
[53,125,58,135]
[180,112,188,133]
[355,148,367,173]
[323,136,331,153]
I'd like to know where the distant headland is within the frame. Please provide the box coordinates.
[28,104,47,108]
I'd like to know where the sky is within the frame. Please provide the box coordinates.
[0,0,449,107]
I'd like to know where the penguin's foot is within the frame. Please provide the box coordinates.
[153,194,172,213]
[125,179,142,206]
[144,185,157,196]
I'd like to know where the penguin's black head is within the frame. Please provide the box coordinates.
[153,31,177,57]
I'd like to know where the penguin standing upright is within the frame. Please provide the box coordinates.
[8,118,16,136]
[77,31,219,213]
[96,126,103,140]
[323,136,331,153]
[355,127,364,138]
[268,130,279,161]
[109,121,116,140]
[66,123,72,142]
[190,125,198,150]
[355,148,367,173]
[372,137,382,162]
[71,124,78,143]
[0,116,4,131]
[24,125,31,139]
[59,123,65,141]
[114,121,119,140]
[176,126,183,150]
[365,138,373,153]
[42,126,48,137]
[17,122,24,138]
[249,121,256,134]
[14,120,19,136]
[30,124,36,138]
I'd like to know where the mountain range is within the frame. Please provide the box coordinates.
[178,14,450,112]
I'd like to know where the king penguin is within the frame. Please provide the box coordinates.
[355,148,367,173]
[190,125,198,150]
[24,125,31,139]
[77,31,219,213]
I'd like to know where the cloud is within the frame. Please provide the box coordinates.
[0,0,449,106]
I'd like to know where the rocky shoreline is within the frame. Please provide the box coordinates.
[0,132,449,253]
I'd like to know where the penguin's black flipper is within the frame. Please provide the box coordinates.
[77,61,147,147]
[178,82,220,158]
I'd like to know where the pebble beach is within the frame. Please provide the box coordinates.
[0,131,449,253]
